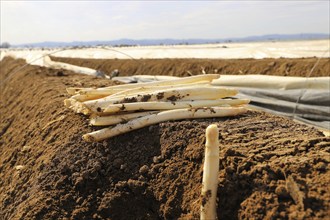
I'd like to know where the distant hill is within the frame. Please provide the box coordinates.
[14,33,329,48]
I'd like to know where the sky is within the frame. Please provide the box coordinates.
[1,0,329,45]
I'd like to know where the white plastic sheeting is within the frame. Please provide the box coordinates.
[235,89,330,129]
[212,75,330,90]
[1,39,329,62]
[1,39,328,76]
[211,75,329,129]
[43,56,101,77]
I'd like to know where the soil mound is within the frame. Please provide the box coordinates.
[0,57,329,219]
[51,57,330,77]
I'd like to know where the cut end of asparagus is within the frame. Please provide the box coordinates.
[63,99,72,108]
[82,133,95,142]
[64,98,92,115]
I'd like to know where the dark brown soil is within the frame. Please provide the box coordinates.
[0,57,329,220]
[51,56,330,77]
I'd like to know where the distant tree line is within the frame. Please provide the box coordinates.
[0,42,11,48]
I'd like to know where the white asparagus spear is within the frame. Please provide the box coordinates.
[83,107,247,142]
[80,81,212,96]
[83,87,238,114]
[69,82,209,104]
[76,83,211,104]
[71,93,108,102]
[104,99,250,113]
[66,74,220,95]
[67,87,134,96]
[89,111,158,126]
[201,124,219,220]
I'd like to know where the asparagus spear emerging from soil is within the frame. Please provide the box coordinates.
[201,124,220,220]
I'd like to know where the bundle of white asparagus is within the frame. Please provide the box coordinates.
[64,74,250,142]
